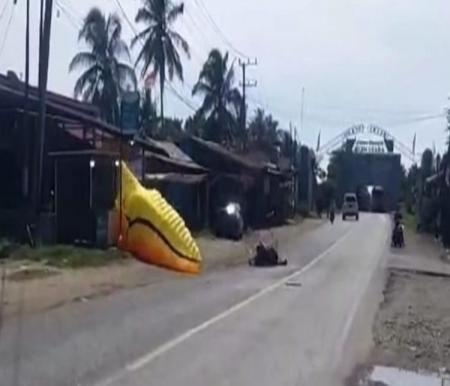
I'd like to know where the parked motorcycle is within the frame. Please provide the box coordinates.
[214,202,244,240]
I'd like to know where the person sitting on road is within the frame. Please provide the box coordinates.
[249,231,287,266]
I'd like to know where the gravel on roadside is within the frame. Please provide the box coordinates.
[372,268,450,373]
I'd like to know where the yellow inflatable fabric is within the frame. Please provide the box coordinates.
[116,162,202,274]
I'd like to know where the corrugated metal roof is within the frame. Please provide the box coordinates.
[144,173,207,184]
[144,150,206,172]
[0,79,121,136]
[0,72,100,117]
[156,141,195,163]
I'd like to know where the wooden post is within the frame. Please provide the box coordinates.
[141,147,145,182]
[205,178,210,229]
[35,0,53,213]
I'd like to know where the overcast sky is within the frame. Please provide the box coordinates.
[1,0,449,164]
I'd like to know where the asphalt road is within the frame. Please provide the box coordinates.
[0,214,390,386]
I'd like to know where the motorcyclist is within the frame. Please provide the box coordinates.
[329,199,336,224]
[392,210,405,247]
[394,209,402,223]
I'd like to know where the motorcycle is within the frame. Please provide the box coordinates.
[214,202,244,240]
[391,220,405,248]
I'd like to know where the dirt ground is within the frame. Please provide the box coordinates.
[372,269,450,373]
[0,218,323,318]
[349,227,450,384]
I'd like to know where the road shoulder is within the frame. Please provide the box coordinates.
[2,218,324,318]
[348,227,450,385]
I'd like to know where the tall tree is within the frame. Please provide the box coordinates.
[69,8,136,125]
[184,110,206,137]
[192,49,242,143]
[421,148,434,179]
[132,0,190,128]
[248,108,281,153]
[278,130,295,158]
[418,148,434,230]
[139,88,157,136]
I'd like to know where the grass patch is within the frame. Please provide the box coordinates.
[8,245,128,269]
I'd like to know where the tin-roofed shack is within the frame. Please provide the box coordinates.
[140,142,209,232]
[0,71,212,241]
[179,136,296,228]
[0,71,126,240]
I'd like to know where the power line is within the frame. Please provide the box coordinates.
[60,0,83,20]
[55,0,82,30]
[0,1,9,22]
[387,113,445,127]
[167,81,199,112]
[113,0,139,38]
[180,17,210,64]
[0,2,14,60]
[184,8,214,55]
[308,102,434,116]
[192,0,249,59]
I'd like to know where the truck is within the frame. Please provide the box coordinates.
[371,186,385,213]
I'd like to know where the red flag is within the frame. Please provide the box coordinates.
[144,70,157,89]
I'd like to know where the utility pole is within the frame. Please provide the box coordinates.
[440,99,450,251]
[35,0,54,214]
[39,0,44,44]
[24,0,30,101]
[289,122,294,165]
[239,58,257,134]
[23,0,30,197]
[300,87,305,136]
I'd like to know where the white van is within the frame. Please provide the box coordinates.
[342,193,359,220]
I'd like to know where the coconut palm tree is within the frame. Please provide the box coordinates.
[248,108,265,143]
[69,8,136,125]
[132,0,190,128]
[192,49,241,143]
[248,108,281,153]
[139,88,157,136]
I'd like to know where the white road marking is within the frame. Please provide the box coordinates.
[332,215,388,368]
[96,227,353,386]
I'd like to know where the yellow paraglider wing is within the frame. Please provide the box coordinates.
[116,162,201,274]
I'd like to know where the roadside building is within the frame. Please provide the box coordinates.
[0,71,123,241]
[179,136,296,229]
[0,71,209,245]
[141,140,209,231]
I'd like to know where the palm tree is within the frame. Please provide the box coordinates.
[421,148,434,179]
[132,0,190,128]
[248,108,281,153]
[278,130,294,158]
[69,8,136,125]
[184,110,206,137]
[139,88,157,136]
[248,108,265,143]
[192,49,241,143]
